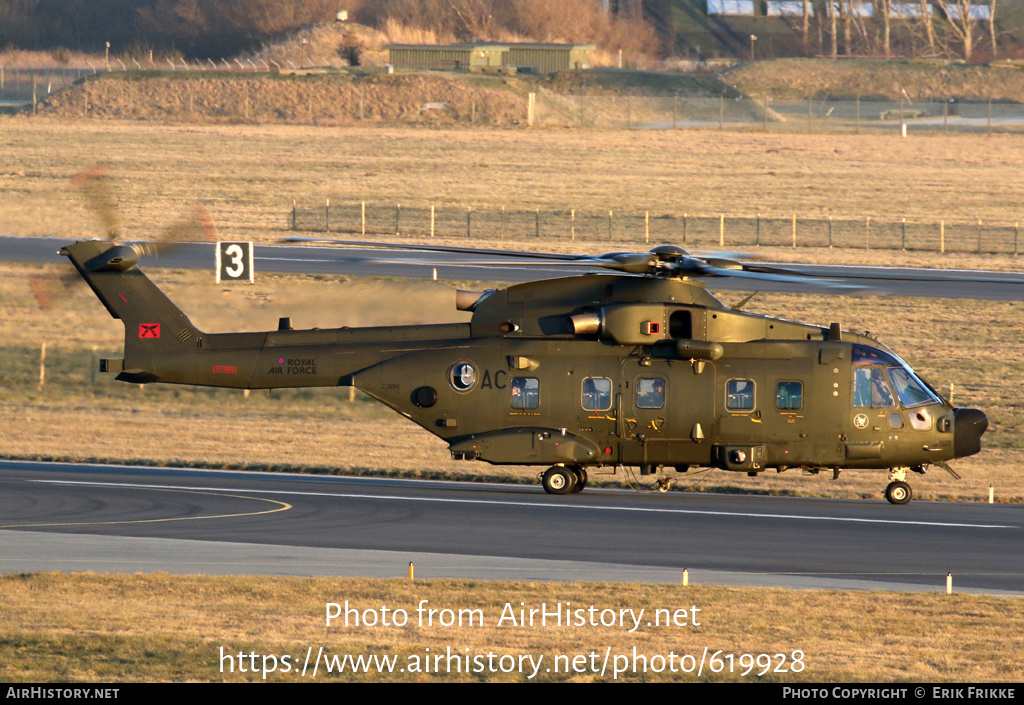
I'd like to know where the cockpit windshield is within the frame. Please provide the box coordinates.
[851,344,940,408]
[887,367,939,407]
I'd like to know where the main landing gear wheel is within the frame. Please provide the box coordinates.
[571,467,587,493]
[885,480,912,505]
[542,466,577,495]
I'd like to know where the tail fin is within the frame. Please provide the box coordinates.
[61,239,203,382]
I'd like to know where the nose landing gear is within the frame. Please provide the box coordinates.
[884,468,913,505]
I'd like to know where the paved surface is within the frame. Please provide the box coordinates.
[2,461,1021,593]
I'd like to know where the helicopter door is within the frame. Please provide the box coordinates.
[578,375,618,458]
[620,359,715,467]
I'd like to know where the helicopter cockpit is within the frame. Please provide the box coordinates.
[851,343,943,433]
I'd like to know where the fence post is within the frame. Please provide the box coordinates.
[466,208,471,239]
[940,220,945,254]
[536,208,540,239]
[828,215,832,248]
[977,218,982,254]
[291,199,296,230]
[361,201,366,236]
[608,210,613,241]
[865,216,870,250]
[719,214,724,247]
[645,211,650,245]
[792,214,796,248]
[1015,222,1019,256]
[571,209,576,241]
[396,203,401,236]
[755,212,760,246]
[901,218,906,251]
[325,198,330,233]
[38,342,46,391]
[683,213,687,243]
[430,205,435,238]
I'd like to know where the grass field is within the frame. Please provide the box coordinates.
[4,119,1024,244]
[2,573,1022,682]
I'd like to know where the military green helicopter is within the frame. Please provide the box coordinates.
[59,232,988,505]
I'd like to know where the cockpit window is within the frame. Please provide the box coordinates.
[852,344,901,367]
[888,367,939,408]
[854,368,894,407]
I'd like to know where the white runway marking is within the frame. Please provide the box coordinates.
[32,480,1017,530]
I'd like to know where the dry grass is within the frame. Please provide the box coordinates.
[3,120,1024,244]
[1,573,1021,682]
[724,58,1024,102]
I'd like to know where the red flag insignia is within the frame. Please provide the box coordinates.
[139,323,161,338]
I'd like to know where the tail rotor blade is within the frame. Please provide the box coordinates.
[72,165,122,240]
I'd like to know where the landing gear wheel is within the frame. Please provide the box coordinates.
[542,467,576,495]
[570,467,588,493]
[885,480,912,505]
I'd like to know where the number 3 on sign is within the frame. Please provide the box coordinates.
[216,242,254,283]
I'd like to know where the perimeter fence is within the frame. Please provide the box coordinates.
[0,67,92,103]
[289,202,1024,255]
[534,93,1024,135]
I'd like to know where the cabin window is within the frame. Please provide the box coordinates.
[511,377,540,409]
[726,379,755,411]
[582,377,612,410]
[635,377,665,409]
[776,381,802,411]
[854,368,894,407]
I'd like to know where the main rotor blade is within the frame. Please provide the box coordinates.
[284,237,594,262]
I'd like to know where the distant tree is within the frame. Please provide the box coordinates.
[935,0,982,59]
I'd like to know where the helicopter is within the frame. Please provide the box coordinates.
[58,232,989,505]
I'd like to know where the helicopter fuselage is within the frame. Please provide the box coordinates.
[63,239,988,504]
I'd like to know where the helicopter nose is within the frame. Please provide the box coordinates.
[953,407,989,458]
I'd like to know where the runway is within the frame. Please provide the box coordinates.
[5,235,1024,300]
[2,460,1022,593]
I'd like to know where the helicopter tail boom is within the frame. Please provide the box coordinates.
[62,239,204,383]
[61,239,473,389]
